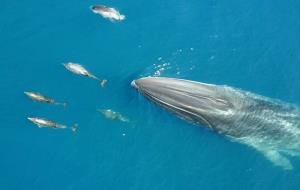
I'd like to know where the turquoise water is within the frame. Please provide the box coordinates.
[1,0,300,189]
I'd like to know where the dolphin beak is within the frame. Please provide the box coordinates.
[27,117,34,122]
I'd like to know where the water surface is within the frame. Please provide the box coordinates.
[1,0,300,189]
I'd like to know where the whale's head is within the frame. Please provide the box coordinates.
[131,77,236,130]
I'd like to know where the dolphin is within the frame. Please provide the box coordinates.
[97,109,129,122]
[24,91,67,107]
[131,77,300,170]
[63,62,107,87]
[90,5,125,21]
[27,117,67,129]
[27,117,78,133]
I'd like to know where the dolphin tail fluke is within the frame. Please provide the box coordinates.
[119,116,130,123]
[71,124,78,134]
[100,79,107,87]
[55,102,67,109]
[88,74,107,87]
[63,102,67,108]
[119,15,125,21]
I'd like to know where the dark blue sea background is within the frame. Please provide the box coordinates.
[1,0,300,189]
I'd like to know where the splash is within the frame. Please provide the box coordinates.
[141,48,198,78]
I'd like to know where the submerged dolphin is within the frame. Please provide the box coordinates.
[97,109,129,122]
[131,77,300,170]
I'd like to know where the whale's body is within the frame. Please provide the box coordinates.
[131,77,300,170]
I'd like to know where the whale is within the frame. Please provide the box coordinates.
[131,77,300,170]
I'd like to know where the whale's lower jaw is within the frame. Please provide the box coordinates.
[132,77,300,170]
[141,88,214,130]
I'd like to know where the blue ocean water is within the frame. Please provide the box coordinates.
[1,0,300,189]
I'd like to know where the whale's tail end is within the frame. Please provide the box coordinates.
[239,137,294,170]
[263,149,293,170]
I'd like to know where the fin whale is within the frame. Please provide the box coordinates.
[131,77,300,170]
